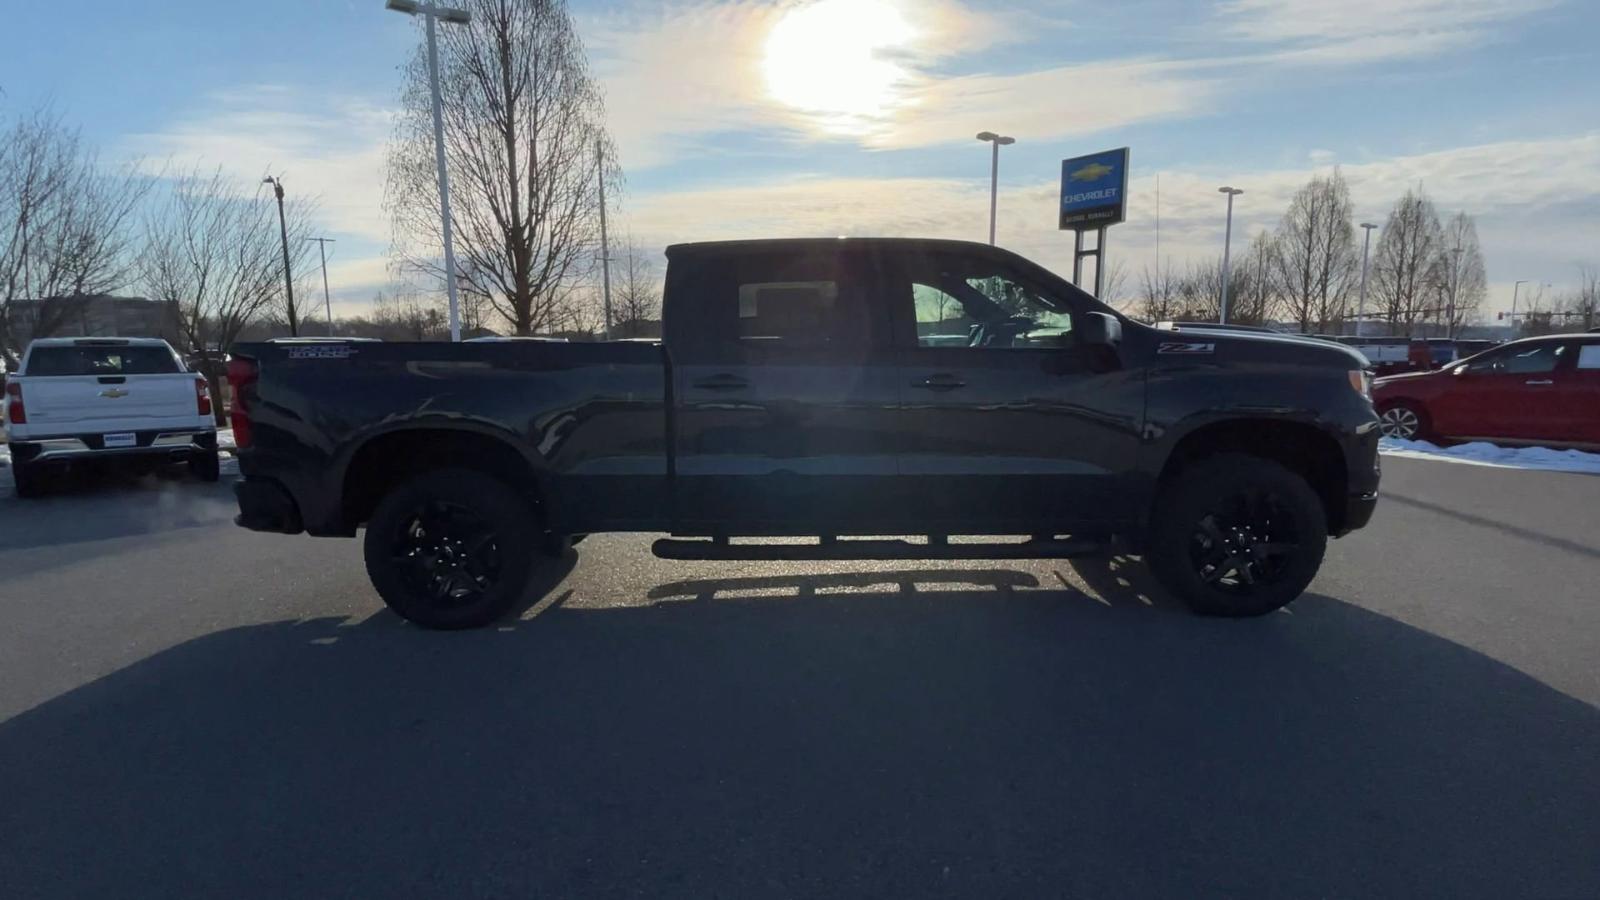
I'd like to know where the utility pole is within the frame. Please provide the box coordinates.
[597,137,613,341]
[307,237,337,335]
[263,176,298,337]
[1510,280,1528,334]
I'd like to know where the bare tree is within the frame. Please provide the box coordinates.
[1169,255,1269,325]
[1370,188,1444,336]
[0,107,150,367]
[1556,264,1599,332]
[1097,258,1129,308]
[1273,170,1358,333]
[375,290,449,341]
[1134,261,1181,323]
[387,0,618,336]
[139,168,311,422]
[612,236,660,337]
[1434,211,1486,336]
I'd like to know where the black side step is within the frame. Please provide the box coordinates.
[651,536,1107,561]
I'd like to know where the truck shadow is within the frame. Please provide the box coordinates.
[1,575,1596,899]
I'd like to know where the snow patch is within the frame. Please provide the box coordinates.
[0,442,9,468]
[1380,438,1600,475]
[217,429,235,452]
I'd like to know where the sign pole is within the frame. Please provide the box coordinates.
[1094,227,1107,297]
[1072,229,1085,285]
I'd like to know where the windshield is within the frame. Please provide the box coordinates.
[26,345,182,376]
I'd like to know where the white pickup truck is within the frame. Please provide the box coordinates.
[3,337,219,497]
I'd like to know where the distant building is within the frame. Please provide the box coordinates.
[8,295,184,345]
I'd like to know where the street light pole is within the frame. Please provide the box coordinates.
[1357,223,1378,337]
[387,0,472,341]
[1217,187,1243,324]
[975,131,1015,246]
[1447,245,1464,340]
[262,177,298,337]
[597,137,612,341]
[1510,279,1528,332]
[307,237,337,335]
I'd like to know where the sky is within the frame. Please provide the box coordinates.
[2,0,1597,321]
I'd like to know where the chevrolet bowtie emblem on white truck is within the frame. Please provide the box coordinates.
[99,388,130,399]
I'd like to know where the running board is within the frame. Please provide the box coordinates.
[651,536,1107,561]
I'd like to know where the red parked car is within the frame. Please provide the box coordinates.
[1373,334,1600,448]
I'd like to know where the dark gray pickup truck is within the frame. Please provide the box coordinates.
[231,238,1380,629]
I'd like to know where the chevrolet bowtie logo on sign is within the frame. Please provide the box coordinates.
[99,388,130,399]
[1059,147,1130,231]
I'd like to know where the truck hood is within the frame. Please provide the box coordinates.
[1151,327,1369,370]
[1373,369,1438,387]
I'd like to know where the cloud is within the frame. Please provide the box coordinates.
[618,133,1600,304]
[123,85,395,245]
[588,0,1204,165]
[1217,0,1555,42]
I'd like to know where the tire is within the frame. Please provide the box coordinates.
[1377,400,1429,441]
[11,460,45,499]
[363,469,542,630]
[1145,454,1328,618]
[188,447,221,482]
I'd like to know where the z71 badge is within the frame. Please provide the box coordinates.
[1158,341,1216,355]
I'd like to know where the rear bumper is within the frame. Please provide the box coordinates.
[234,477,305,534]
[9,430,215,464]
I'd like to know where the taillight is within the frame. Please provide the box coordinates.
[226,356,259,449]
[4,382,23,425]
[196,376,213,417]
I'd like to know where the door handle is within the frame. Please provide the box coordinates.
[1525,379,1555,386]
[913,374,966,391]
[691,374,749,391]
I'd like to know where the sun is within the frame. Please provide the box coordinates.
[762,0,919,132]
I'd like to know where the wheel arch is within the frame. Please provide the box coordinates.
[339,426,547,532]
[1156,418,1349,534]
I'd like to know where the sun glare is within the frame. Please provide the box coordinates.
[762,0,919,132]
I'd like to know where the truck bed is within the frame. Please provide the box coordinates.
[232,339,670,536]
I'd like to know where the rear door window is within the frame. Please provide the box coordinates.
[667,249,886,362]
[26,345,181,376]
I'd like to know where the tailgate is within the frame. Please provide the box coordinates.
[19,374,203,430]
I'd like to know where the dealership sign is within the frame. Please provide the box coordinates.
[1059,148,1129,231]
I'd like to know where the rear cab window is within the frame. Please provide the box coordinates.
[24,345,183,376]
[664,247,888,362]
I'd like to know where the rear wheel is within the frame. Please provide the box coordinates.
[363,469,543,630]
[10,459,45,499]
[1146,454,1328,617]
[1377,400,1429,441]
[188,447,221,482]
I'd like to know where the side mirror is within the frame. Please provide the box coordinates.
[1080,312,1123,348]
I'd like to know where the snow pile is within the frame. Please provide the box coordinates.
[217,429,235,452]
[1380,438,1600,475]
[0,442,9,468]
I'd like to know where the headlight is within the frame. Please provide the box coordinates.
[1348,369,1372,400]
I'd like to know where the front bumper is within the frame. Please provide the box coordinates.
[10,430,215,465]
[234,477,304,534]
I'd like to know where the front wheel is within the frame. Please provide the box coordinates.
[1145,454,1328,617]
[1377,400,1429,441]
[363,469,543,630]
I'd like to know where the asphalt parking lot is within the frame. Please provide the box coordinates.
[0,457,1596,899]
